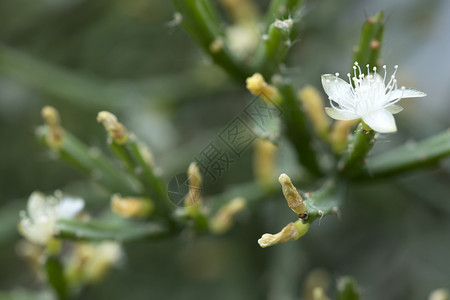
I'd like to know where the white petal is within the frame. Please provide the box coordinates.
[19,218,55,245]
[386,104,404,114]
[388,88,426,101]
[321,74,353,104]
[325,107,360,120]
[362,109,397,133]
[56,197,85,219]
[27,192,52,221]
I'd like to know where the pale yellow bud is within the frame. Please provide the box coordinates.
[429,289,449,300]
[312,287,330,300]
[66,241,123,285]
[185,162,203,217]
[246,73,280,104]
[329,120,359,153]
[138,143,154,166]
[97,111,127,145]
[298,86,330,139]
[210,197,246,234]
[303,269,331,300]
[111,194,153,218]
[254,139,277,189]
[278,173,307,217]
[258,220,309,248]
[41,106,64,149]
[219,0,259,24]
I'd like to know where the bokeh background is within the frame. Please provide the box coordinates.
[0,0,449,299]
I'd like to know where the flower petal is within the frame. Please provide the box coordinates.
[56,197,85,219]
[386,104,403,114]
[321,74,353,105]
[27,192,51,221]
[388,88,426,101]
[325,107,360,120]
[362,109,397,133]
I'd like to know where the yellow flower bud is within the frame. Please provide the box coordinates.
[258,220,309,248]
[210,197,246,234]
[254,139,277,189]
[312,287,330,300]
[278,173,307,218]
[429,289,449,300]
[246,73,280,104]
[41,106,64,149]
[219,0,259,24]
[329,120,359,153]
[298,86,330,139]
[111,194,153,218]
[97,111,127,145]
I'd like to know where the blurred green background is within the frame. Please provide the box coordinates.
[0,0,449,299]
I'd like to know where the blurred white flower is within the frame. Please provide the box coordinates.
[322,62,426,133]
[18,191,84,246]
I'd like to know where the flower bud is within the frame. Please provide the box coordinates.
[298,85,330,139]
[258,220,309,248]
[254,139,277,189]
[246,73,280,104]
[41,106,64,149]
[97,111,127,145]
[185,162,203,217]
[329,120,359,153]
[278,173,307,218]
[429,289,449,300]
[111,194,153,218]
[210,197,246,234]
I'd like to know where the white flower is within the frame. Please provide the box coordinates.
[18,191,85,246]
[321,62,426,133]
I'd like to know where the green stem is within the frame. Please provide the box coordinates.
[339,123,375,179]
[0,44,226,109]
[264,0,304,29]
[171,0,251,81]
[360,129,450,180]
[277,82,322,177]
[108,137,174,217]
[352,11,384,68]
[44,255,68,300]
[303,179,343,224]
[337,276,360,300]
[37,127,137,195]
[253,19,293,78]
[56,219,169,242]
